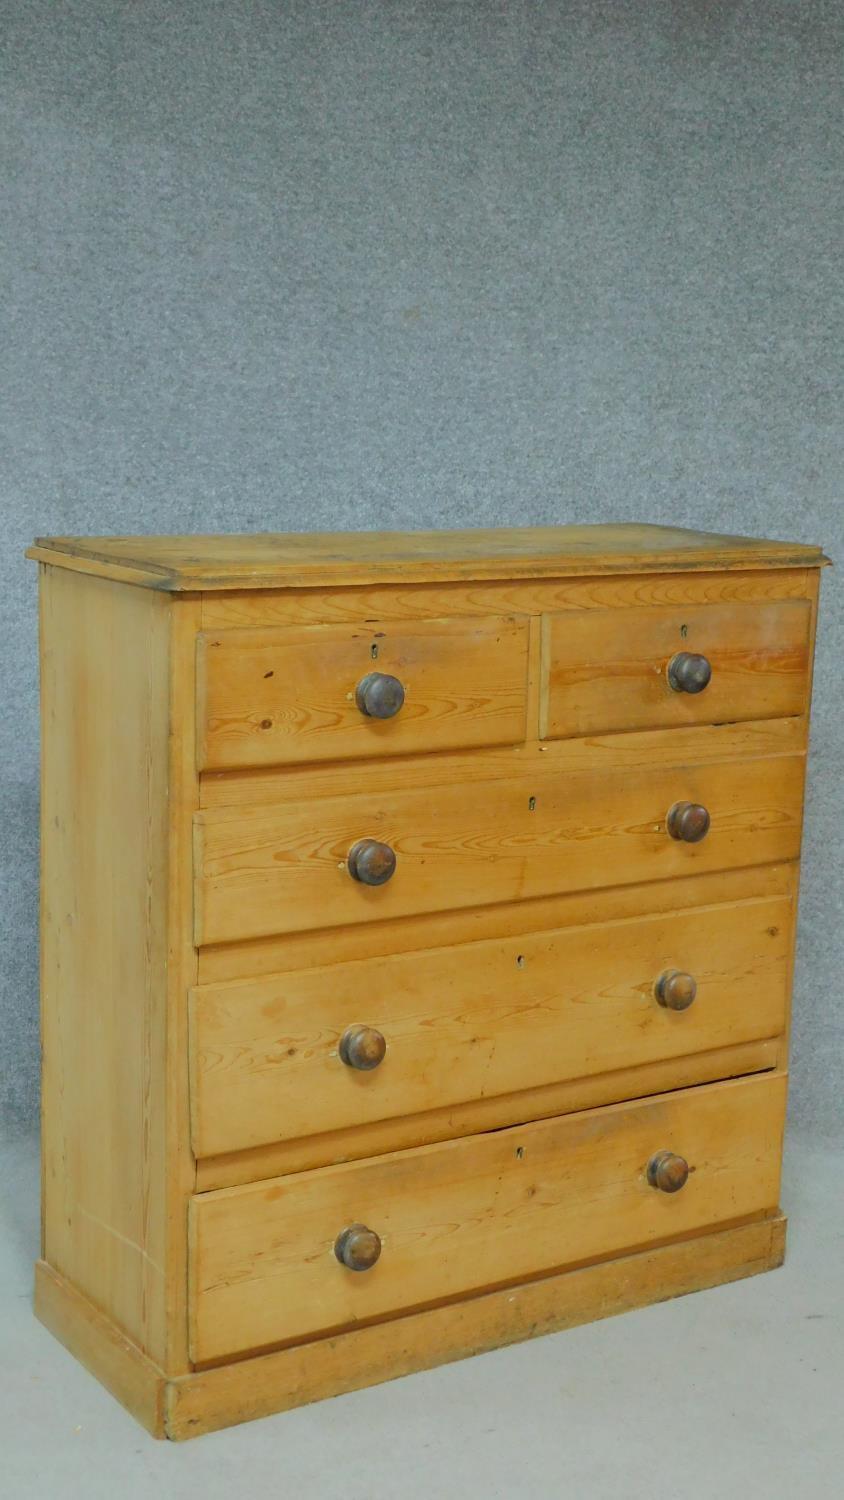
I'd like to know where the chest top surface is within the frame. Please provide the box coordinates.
[26,522,827,592]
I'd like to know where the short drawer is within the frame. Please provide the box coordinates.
[197,615,529,769]
[193,752,805,944]
[188,893,791,1158]
[541,597,811,740]
[189,1071,786,1363]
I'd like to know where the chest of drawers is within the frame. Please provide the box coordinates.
[28,523,826,1439]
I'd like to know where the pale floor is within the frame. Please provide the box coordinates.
[1,1127,842,1500]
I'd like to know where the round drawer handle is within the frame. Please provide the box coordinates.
[667,801,711,843]
[339,1024,387,1071]
[355,672,406,720]
[647,1151,690,1194]
[667,652,712,694]
[347,838,397,886]
[655,970,698,1011]
[334,1223,382,1272]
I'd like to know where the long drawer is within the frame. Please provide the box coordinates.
[194,752,805,945]
[188,892,791,1158]
[189,1072,787,1363]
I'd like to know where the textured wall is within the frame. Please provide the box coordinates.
[2,1,841,1136]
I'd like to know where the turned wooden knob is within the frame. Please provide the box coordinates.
[667,801,711,843]
[647,1151,690,1193]
[355,672,405,719]
[347,838,397,886]
[655,970,698,1011]
[334,1223,382,1271]
[339,1024,387,1071]
[667,652,712,694]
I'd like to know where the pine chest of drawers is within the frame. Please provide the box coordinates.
[28,523,826,1439]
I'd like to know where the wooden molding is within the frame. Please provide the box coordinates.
[35,1214,786,1441]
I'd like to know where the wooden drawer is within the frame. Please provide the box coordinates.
[542,597,811,740]
[188,892,791,1158]
[194,752,805,945]
[189,1071,787,1363]
[197,615,529,769]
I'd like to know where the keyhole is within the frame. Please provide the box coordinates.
[371,643,379,660]
[680,624,688,639]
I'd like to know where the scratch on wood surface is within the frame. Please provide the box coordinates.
[78,1207,165,1278]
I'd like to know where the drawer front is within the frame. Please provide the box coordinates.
[542,598,811,740]
[194,752,805,945]
[189,1072,786,1362]
[197,615,529,770]
[189,893,791,1158]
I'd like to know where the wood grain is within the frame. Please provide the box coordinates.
[29,526,823,1439]
[194,752,806,945]
[188,1072,787,1362]
[197,860,798,986]
[777,567,824,1073]
[201,567,815,629]
[194,1037,780,1190]
[26,523,827,592]
[542,598,811,739]
[162,595,202,1373]
[189,893,791,1158]
[169,1215,786,1437]
[198,714,807,810]
[33,1220,789,1443]
[34,1261,167,1438]
[198,615,529,770]
[39,568,173,1362]
[38,567,198,1372]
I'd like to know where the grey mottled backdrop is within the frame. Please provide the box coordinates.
[1,1,841,1138]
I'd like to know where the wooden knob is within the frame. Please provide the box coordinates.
[655,970,698,1011]
[355,672,405,720]
[347,838,397,886]
[667,652,712,694]
[339,1024,387,1071]
[334,1223,382,1272]
[647,1151,690,1193]
[667,801,711,843]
